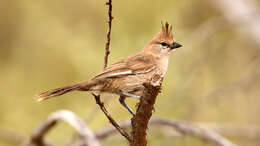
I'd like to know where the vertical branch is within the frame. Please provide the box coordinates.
[93,0,131,142]
[103,0,113,68]
[130,76,163,146]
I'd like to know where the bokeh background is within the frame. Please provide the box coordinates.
[1,0,260,146]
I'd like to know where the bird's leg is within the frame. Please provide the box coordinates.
[119,96,136,116]
[119,91,140,99]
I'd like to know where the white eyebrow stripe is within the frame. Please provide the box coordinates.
[108,70,133,77]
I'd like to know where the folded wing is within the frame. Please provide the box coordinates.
[92,53,156,80]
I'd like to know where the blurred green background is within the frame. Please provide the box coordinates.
[1,0,260,146]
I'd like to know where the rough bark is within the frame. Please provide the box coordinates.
[130,76,163,146]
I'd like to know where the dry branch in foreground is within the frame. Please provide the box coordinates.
[96,118,237,146]
[22,110,100,146]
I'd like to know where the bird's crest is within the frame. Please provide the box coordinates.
[150,22,174,44]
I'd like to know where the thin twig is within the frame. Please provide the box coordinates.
[91,0,130,143]
[68,2,114,144]
[95,119,130,139]
[92,93,131,142]
[85,97,112,123]
[103,0,113,68]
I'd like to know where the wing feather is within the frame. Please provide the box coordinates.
[92,53,155,80]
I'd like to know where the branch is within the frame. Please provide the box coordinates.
[130,76,163,146]
[22,110,100,146]
[201,123,260,141]
[103,0,113,68]
[95,118,237,146]
[95,119,130,140]
[92,93,131,142]
[90,0,131,143]
[150,118,237,146]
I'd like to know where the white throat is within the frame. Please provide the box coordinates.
[157,55,169,76]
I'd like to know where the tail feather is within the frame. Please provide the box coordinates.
[36,84,80,102]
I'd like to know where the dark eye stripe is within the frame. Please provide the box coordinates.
[160,42,168,47]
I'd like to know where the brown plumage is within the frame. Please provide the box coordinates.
[37,22,182,115]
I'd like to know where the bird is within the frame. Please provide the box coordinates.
[36,22,182,116]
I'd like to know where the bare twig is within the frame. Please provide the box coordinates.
[103,0,113,68]
[95,119,130,140]
[91,0,130,143]
[92,93,131,142]
[22,110,100,146]
[130,76,163,146]
[96,118,237,146]
[85,96,112,123]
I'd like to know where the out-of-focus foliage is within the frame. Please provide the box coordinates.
[0,0,259,146]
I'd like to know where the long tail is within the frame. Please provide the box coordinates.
[36,84,81,102]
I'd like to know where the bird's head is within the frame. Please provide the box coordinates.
[143,22,182,57]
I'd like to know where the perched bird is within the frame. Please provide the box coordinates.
[37,22,182,116]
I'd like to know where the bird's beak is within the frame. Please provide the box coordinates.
[170,42,182,50]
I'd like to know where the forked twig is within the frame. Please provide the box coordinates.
[92,0,130,142]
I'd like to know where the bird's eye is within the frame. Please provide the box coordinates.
[160,42,168,47]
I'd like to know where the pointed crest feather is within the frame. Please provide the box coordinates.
[150,22,174,44]
[161,22,173,38]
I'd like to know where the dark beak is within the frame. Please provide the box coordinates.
[171,42,182,49]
